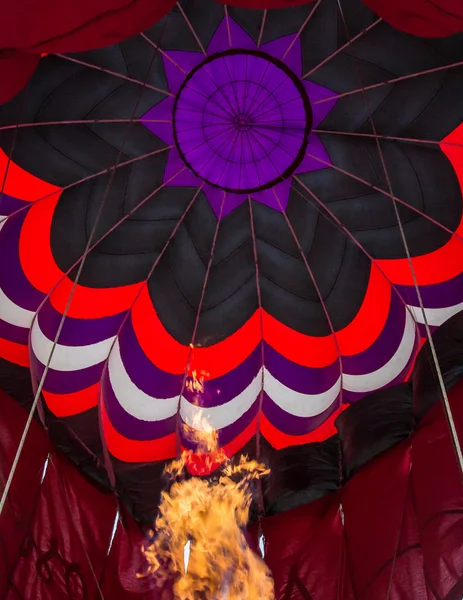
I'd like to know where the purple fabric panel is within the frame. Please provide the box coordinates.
[262,391,339,436]
[162,51,203,94]
[264,342,339,394]
[260,35,301,76]
[30,351,103,394]
[174,52,306,192]
[343,331,420,403]
[395,272,463,308]
[204,185,244,216]
[163,146,202,186]
[295,133,331,173]
[0,319,29,345]
[0,211,45,310]
[342,290,407,375]
[304,81,338,126]
[140,17,337,218]
[141,97,175,145]
[119,315,182,398]
[102,369,176,441]
[251,179,292,211]
[0,193,30,215]
[37,300,125,347]
[206,18,255,55]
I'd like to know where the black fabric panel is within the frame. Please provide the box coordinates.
[0,359,111,493]
[262,436,340,516]
[147,195,258,346]
[0,53,165,187]
[298,137,462,260]
[336,383,414,480]
[148,189,370,343]
[176,0,224,50]
[144,4,200,53]
[261,4,313,46]
[2,0,463,527]
[338,0,379,41]
[404,67,463,142]
[413,312,463,419]
[0,359,34,413]
[45,409,112,492]
[313,8,463,136]
[0,0,461,346]
[300,0,340,76]
[50,159,195,288]
[227,6,263,45]
[255,193,371,336]
[113,458,169,525]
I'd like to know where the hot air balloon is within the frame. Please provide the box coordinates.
[0,0,463,598]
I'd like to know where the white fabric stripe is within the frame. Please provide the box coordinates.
[109,339,178,421]
[0,214,34,328]
[0,285,35,328]
[109,343,344,426]
[31,319,115,371]
[264,368,340,417]
[342,310,416,393]
[408,302,463,327]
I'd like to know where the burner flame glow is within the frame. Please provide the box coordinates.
[139,374,274,600]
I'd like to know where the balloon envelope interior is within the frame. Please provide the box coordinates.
[0,0,462,520]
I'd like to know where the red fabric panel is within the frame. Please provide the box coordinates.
[253,381,463,599]
[0,0,175,52]
[100,507,173,599]
[0,0,175,103]
[364,0,463,37]
[216,0,314,8]
[411,378,463,599]
[2,381,463,599]
[0,391,50,595]
[4,452,117,599]
[1,0,461,105]
[368,484,430,600]
[249,495,355,600]
[0,51,40,105]
[0,0,461,107]
[344,458,430,600]
[341,441,415,599]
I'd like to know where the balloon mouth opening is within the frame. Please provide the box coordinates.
[172,48,313,194]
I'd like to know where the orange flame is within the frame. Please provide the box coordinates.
[185,369,209,394]
[140,402,274,600]
[183,371,228,476]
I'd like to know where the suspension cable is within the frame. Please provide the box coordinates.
[335,0,463,479]
[0,11,169,517]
